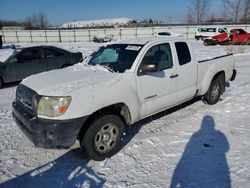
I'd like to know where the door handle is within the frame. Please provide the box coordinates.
[170,74,178,78]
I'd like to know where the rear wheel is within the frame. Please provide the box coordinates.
[203,76,224,105]
[81,114,125,161]
[0,77,3,89]
[203,39,210,46]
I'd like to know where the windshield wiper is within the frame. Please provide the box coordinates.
[100,64,115,73]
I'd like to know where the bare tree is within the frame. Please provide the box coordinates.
[23,17,33,29]
[24,13,49,29]
[37,12,48,29]
[189,0,210,24]
[242,0,250,23]
[206,13,216,24]
[187,8,195,24]
[223,0,242,23]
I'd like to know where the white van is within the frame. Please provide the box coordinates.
[195,27,227,40]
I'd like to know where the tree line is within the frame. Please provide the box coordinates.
[0,13,49,30]
[189,0,250,24]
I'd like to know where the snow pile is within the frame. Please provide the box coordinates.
[61,18,133,28]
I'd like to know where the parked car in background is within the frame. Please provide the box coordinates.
[203,28,250,46]
[195,27,227,40]
[157,32,183,37]
[93,34,112,43]
[0,46,83,88]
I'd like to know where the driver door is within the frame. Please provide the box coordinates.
[136,43,179,119]
[7,48,47,81]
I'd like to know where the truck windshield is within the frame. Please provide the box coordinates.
[88,44,143,72]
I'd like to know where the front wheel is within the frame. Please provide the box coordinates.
[81,114,125,161]
[203,77,223,105]
[203,39,209,46]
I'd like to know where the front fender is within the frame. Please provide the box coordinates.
[45,77,141,123]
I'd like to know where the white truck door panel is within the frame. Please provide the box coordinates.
[174,42,198,102]
[136,43,178,118]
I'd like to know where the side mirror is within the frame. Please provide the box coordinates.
[141,63,158,74]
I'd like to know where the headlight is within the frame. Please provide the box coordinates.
[37,96,72,117]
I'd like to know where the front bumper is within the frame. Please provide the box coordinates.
[12,101,88,149]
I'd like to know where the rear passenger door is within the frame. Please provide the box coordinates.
[44,48,66,70]
[174,42,198,102]
[137,43,179,118]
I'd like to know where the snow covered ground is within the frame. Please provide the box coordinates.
[0,41,250,188]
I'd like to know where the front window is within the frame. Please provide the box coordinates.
[237,29,247,34]
[88,44,143,72]
[218,28,226,33]
[141,43,173,71]
[21,49,42,62]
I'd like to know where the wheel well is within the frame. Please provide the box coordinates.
[61,64,71,68]
[78,103,131,141]
[212,71,225,93]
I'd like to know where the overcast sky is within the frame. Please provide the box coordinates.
[0,0,223,25]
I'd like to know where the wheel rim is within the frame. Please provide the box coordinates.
[94,123,119,154]
[211,83,220,100]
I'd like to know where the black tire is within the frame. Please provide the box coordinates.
[81,114,125,161]
[0,77,3,89]
[203,75,224,105]
[203,39,209,46]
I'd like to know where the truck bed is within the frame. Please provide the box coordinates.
[189,41,232,62]
[198,53,233,63]
[196,53,235,96]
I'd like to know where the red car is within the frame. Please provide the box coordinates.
[204,28,250,45]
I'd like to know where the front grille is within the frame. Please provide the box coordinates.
[16,84,37,115]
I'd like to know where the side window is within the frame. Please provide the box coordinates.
[141,43,173,71]
[238,29,246,34]
[45,48,64,58]
[175,42,191,66]
[21,49,42,62]
[218,28,225,33]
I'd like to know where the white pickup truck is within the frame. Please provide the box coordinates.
[12,37,236,161]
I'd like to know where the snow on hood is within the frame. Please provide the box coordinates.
[21,63,121,96]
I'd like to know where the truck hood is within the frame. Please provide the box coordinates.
[21,63,121,96]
